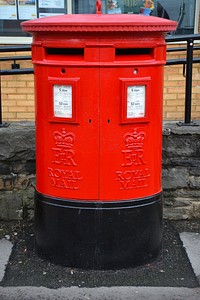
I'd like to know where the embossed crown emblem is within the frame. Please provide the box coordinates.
[124,129,146,150]
[53,128,75,149]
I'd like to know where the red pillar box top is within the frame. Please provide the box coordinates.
[22,14,177,37]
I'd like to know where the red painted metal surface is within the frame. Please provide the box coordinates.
[22,14,176,33]
[22,14,177,202]
[96,0,102,14]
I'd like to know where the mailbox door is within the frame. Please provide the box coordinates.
[99,65,163,201]
[35,63,100,200]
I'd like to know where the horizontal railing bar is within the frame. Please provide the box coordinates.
[167,46,200,52]
[0,56,32,62]
[166,59,186,65]
[0,69,34,75]
[0,45,31,52]
[166,34,200,43]
[166,57,200,66]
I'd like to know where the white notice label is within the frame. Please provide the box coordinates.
[127,85,145,118]
[53,85,72,118]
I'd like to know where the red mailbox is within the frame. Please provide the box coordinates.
[22,13,176,269]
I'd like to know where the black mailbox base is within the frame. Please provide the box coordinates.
[35,191,162,270]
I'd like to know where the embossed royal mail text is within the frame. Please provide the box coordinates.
[48,128,82,190]
[48,167,82,190]
[116,128,150,190]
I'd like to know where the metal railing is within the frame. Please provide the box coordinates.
[0,34,200,127]
[0,45,33,127]
[166,34,200,126]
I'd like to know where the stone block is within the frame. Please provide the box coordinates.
[162,135,199,159]
[0,189,34,221]
[193,202,200,219]
[0,191,22,220]
[0,176,14,191]
[0,122,35,162]
[0,174,35,191]
[0,197,9,220]
[163,206,193,220]
[12,161,36,175]
[163,188,200,200]
[173,198,192,207]
[163,197,174,207]
[0,163,11,175]
[189,176,200,189]
[22,187,35,209]
[189,165,200,176]
[162,167,189,189]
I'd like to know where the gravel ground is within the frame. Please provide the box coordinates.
[0,219,200,288]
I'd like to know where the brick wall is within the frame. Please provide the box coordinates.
[164,45,200,120]
[1,52,35,121]
[1,47,200,122]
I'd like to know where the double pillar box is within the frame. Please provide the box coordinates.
[22,14,176,269]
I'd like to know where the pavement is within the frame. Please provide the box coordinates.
[0,219,200,299]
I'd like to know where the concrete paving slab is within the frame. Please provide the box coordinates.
[0,286,200,300]
[180,232,200,282]
[0,239,13,282]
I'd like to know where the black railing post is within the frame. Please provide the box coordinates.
[0,75,9,128]
[0,75,2,125]
[184,38,194,124]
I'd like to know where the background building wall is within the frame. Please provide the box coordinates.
[164,46,200,120]
[1,53,34,121]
